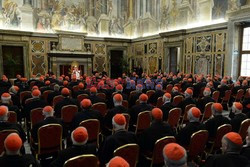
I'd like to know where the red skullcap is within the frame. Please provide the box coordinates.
[139,94,148,102]
[233,102,243,111]
[4,133,22,151]
[108,156,129,167]
[164,93,171,99]
[213,103,223,112]
[113,114,126,125]
[72,127,88,143]
[114,94,123,102]
[45,80,50,85]
[90,87,97,93]
[152,108,163,120]
[43,106,53,113]
[163,143,186,161]
[116,84,123,91]
[185,88,193,95]
[225,132,243,145]
[78,82,84,89]
[81,99,92,108]
[61,88,70,95]
[32,89,41,97]
[190,107,201,118]
[0,106,8,116]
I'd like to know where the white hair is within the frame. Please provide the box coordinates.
[187,109,200,122]
[42,110,55,117]
[112,117,126,131]
[71,128,88,146]
[0,106,9,121]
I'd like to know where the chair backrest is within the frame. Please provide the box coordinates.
[212,124,232,151]
[135,111,151,135]
[114,144,139,167]
[212,91,220,102]
[199,87,205,98]
[79,119,100,147]
[25,98,34,105]
[29,81,36,89]
[72,85,79,92]
[42,90,53,103]
[244,88,250,99]
[222,90,231,102]
[122,100,129,109]
[61,105,78,123]
[129,90,137,100]
[77,94,89,103]
[53,95,64,107]
[64,154,99,167]
[156,97,164,108]
[0,130,18,154]
[91,102,107,117]
[146,90,155,99]
[238,119,250,140]
[30,108,44,128]
[201,102,214,122]
[181,104,196,126]
[235,89,244,102]
[38,124,62,155]
[123,113,130,130]
[172,95,183,107]
[151,136,176,166]
[8,111,17,123]
[167,108,181,128]
[20,91,31,104]
[96,93,106,101]
[135,99,140,105]
[189,130,209,161]
[166,84,173,93]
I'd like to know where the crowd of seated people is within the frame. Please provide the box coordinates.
[0,71,249,167]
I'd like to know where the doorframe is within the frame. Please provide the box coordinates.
[0,41,29,78]
[107,46,127,77]
[163,41,184,73]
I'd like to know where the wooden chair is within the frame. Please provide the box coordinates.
[77,94,89,103]
[0,130,18,154]
[235,89,244,102]
[129,90,137,100]
[29,81,36,90]
[122,100,129,109]
[30,108,44,128]
[91,102,107,117]
[42,90,53,103]
[72,85,79,93]
[79,119,100,148]
[135,111,151,135]
[209,124,232,153]
[188,130,209,161]
[198,87,205,99]
[96,93,106,101]
[244,88,249,99]
[20,91,31,104]
[53,95,64,107]
[135,99,140,105]
[8,111,17,123]
[146,136,176,167]
[146,90,155,99]
[25,98,34,105]
[172,95,183,107]
[64,154,99,167]
[156,97,164,108]
[36,124,63,159]
[238,119,250,140]
[180,104,196,127]
[166,84,173,93]
[212,91,220,103]
[114,144,139,167]
[61,105,78,126]
[221,90,231,104]
[167,108,181,130]
[201,102,214,122]
[123,113,130,131]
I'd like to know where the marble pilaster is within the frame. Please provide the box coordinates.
[97,14,110,35]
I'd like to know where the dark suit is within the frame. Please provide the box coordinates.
[128,92,142,108]
[217,85,230,99]
[205,115,230,138]
[0,121,26,142]
[54,97,78,118]
[31,117,64,143]
[205,153,249,167]
[178,97,196,114]
[230,113,248,132]
[193,82,206,98]
[71,109,103,131]
[176,122,206,147]
[98,129,137,165]
[197,96,215,113]
[241,146,250,162]
[88,94,104,104]
[148,90,165,105]
[129,103,153,128]
[47,91,60,105]
[160,102,173,121]
[24,98,47,121]
[0,154,40,167]
[50,144,96,167]
[104,105,128,130]
[139,120,174,152]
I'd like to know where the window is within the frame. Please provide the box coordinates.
[241,27,250,76]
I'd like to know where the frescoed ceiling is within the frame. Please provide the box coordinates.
[0,0,248,38]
